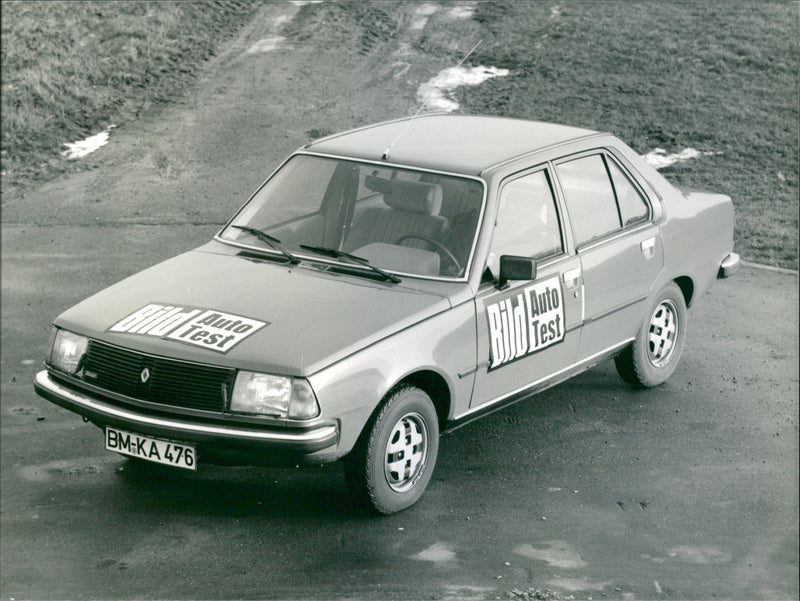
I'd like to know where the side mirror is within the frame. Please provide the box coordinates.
[498,255,537,290]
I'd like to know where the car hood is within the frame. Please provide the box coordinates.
[54,246,452,375]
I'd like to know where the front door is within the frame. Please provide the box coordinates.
[469,167,583,412]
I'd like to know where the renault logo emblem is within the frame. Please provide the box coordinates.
[140,367,151,383]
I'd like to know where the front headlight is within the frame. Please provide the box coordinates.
[50,329,89,375]
[230,371,319,420]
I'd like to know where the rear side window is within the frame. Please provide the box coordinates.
[607,160,649,226]
[556,153,650,246]
[556,155,620,246]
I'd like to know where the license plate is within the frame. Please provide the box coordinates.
[105,427,196,471]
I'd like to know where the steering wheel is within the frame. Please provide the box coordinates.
[395,234,462,275]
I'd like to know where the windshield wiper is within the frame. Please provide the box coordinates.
[299,245,401,284]
[231,225,300,265]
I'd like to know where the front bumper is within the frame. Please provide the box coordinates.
[718,252,741,278]
[34,370,339,465]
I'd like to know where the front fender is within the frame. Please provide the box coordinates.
[308,300,477,457]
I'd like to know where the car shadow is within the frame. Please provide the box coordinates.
[112,459,365,519]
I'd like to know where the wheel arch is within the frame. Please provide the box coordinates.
[344,371,445,514]
[673,275,695,307]
[397,369,451,431]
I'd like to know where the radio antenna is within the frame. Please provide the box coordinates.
[382,39,483,161]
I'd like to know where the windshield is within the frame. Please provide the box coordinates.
[219,154,484,279]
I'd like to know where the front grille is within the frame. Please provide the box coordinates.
[82,340,235,413]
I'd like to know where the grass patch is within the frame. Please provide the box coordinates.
[1,0,262,189]
[433,2,799,268]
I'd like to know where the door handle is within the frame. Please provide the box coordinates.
[563,267,581,290]
[640,237,656,259]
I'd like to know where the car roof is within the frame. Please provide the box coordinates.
[303,114,601,176]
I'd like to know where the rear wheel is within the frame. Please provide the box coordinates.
[345,385,439,514]
[615,282,687,387]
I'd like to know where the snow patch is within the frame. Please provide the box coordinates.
[448,4,477,19]
[545,576,611,592]
[514,541,586,569]
[642,147,720,170]
[247,36,285,54]
[668,545,732,565]
[412,3,439,29]
[411,542,457,563]
[61,125,115,159]
[443,584,495,599]
[418,65,509,112]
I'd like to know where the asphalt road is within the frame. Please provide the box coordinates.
[1,3,798,600]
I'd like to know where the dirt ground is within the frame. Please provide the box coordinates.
[2,2,433,228]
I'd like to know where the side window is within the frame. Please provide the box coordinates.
[607,159,649,225]
[489,170,563,272]
[556,155,621,246]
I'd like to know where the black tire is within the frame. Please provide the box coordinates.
[344,385,439,515]
[615,282,687,388]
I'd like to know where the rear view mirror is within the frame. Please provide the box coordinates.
[498,255,537,290]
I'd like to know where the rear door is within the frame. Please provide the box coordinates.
[553,151,663,360]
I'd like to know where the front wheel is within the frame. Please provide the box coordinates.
[615,282,687,388]
[344,385,439,515]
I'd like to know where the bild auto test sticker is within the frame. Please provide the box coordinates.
[108,303,268,353]
[486,275,564,371]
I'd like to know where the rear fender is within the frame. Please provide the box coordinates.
[660,190,735,304]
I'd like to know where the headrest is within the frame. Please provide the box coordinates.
[384,181,443,215]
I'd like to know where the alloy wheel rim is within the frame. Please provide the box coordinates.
[384,412,428,493]
[647,299,679,367]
